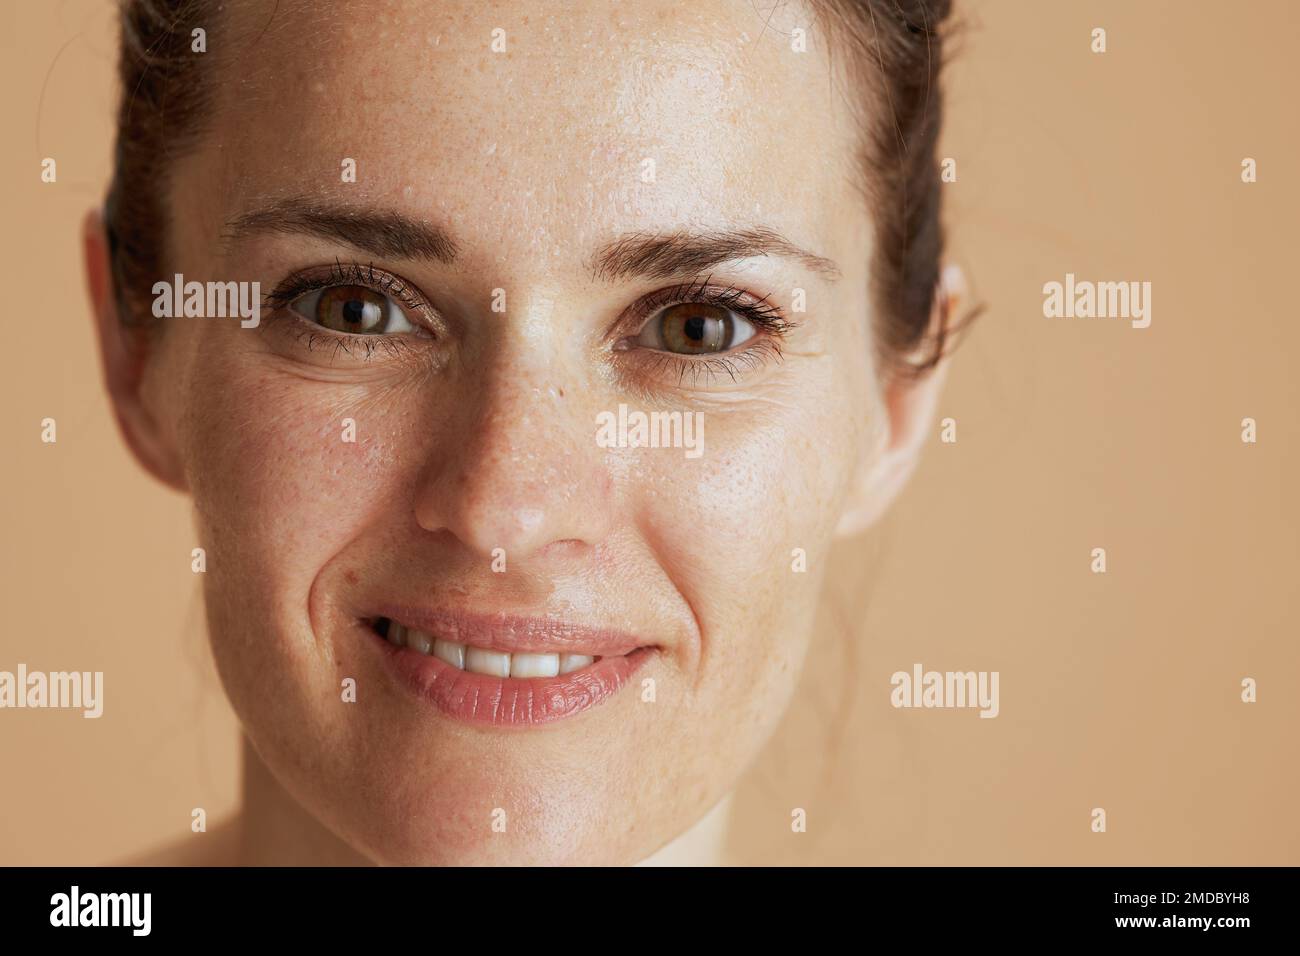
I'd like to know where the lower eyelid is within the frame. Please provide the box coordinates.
[621,337,785,387]
[275,293,437,338]
[264,311,428,365]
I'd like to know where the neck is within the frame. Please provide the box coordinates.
[237,737,370,866]
[636,794,734,866]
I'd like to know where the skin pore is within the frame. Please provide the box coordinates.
[85,0,954,865]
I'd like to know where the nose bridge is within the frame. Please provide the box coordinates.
[414,316,611,561]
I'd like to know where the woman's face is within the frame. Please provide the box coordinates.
[117,0,894,864]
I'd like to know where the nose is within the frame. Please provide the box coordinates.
[413,372,614,563]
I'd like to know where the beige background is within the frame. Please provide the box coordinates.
[2,0,1296,865]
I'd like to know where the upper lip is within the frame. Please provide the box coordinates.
[371,606,649,657]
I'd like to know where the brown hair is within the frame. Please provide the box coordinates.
[106,0,967,372]
[105,0,213,335]
[811,0,966,378]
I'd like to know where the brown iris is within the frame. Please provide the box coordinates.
[315,285,387,334]
[656,303,734,354]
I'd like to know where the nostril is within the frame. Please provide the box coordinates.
[535,538,591,562]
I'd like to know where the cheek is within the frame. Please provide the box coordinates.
[631,393,851,718]
[175,345,430,716]
[183,372,392,607]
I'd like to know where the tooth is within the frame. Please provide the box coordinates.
[407,629,434,655]
[511,653,560,678]
[465,646,511,678]
[433,638,465,670]
[558,654,594,674]
[388,622,407,647]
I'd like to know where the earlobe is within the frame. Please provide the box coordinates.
[834,264,965,539]
[82,209,188,493]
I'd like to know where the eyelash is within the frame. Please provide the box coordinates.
[264,260,429,315]
[262,262,796,382]
[261,261,434,362]
[620,274,795,386]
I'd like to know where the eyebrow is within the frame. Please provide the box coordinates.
[225,197,459,263]
[592,227,842,283]
[225,197,840,282]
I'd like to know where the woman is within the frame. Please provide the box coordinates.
[84,0,966,865]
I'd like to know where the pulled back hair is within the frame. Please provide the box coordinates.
[106,0,966,376]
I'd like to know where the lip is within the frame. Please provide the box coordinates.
[364,608,656,727]
[373,607,647,656]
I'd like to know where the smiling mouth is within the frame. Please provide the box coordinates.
[365,613,655,726]
[376,618,602,678]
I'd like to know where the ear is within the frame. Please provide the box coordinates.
[82,209,188,492]
[835,264,965,538]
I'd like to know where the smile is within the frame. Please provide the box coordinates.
[366,611,655,727]
[380,619,600,677]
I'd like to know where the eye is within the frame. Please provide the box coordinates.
[635,303,757,355]
[289,284,416,335]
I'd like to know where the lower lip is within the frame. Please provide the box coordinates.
[367,629,654,727]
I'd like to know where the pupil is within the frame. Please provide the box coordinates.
[342,299,367,326]
[683,316,707,342]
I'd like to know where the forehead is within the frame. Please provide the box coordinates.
[197,0,863,266]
